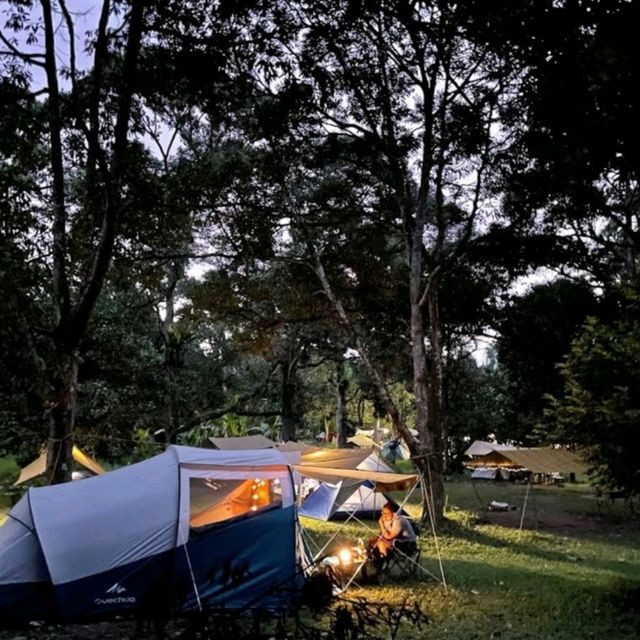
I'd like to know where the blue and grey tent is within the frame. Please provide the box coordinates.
[0,446,308,625]
[296,459,417,522]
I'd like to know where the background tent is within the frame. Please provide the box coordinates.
[471,467,513,480]
[13,446,105,486]
[207,435,276,450]
[296,465,418,520]
[296,451,412,521]
[464,440,514,458]
[381,438,411,462]
[0,446,306,625]
[465,445,586,476]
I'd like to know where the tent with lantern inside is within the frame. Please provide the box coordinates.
[0,446,310,626]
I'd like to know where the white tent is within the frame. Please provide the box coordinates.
[297,450,407,521]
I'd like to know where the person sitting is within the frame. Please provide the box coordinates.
[369,502,416,559]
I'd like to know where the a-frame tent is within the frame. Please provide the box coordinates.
[13,446,105,486]
[293,446,405,521]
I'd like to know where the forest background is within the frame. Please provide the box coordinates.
[1,0,639,519]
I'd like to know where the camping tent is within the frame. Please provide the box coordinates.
[464,440,514,458]
[296,464,417,520]
[464,443,586,476]
[13,446,105,486]
[471,467,513,480]
[0,446,306,625]
[296,448,408,521]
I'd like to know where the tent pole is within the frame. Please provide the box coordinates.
[424,462,447,589]
[532,480,539,530]
[178,527,203,612]
[470,477,486,513]
[519,478,532,532]
[311,502,362,561]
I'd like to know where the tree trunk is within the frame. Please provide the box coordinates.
[335,361,349,448]
[279,362,297,442]
[424,283,445,522]
[160,262,182,444]
[40,0,146,481]
[409,297,443,526]
[45,351,79,484]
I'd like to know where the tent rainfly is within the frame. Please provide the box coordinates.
[0,446,308,625]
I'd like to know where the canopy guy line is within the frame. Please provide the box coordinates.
[423,463,447,589]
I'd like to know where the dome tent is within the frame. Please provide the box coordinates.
[0,446,307,625]
[296,449,410,521]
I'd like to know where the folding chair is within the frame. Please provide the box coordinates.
[379,521,422,581]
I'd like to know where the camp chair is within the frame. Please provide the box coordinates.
[379,521,422,581]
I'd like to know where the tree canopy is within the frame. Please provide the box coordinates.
[1,0,639,510]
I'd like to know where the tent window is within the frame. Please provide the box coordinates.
[189,477,282,528]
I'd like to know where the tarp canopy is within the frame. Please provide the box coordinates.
[465,450,521,468]
[277,445,388,470]
[347,434,381,449]
[208,435,276,450]
[292,464,417,492]
[466,447,586,474]
[299,447,375,469]
[498,448,586,474]
[277,441,317,453]
[13,446,105,486]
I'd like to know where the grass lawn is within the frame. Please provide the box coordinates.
[0,478,638,639]
[302,480,640,640]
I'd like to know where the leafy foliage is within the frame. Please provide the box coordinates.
[496,279,600,444]
[542,307,640,497]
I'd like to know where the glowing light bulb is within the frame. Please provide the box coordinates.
[338,548,352,566]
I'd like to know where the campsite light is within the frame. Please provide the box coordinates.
[338,547,352,566]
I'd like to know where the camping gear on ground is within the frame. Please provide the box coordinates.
[0,446,308,626]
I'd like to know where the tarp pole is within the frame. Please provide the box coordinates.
[519,478,532,532]
[178,527,203,612]
[470,477,486,512]
[424,463,447,589]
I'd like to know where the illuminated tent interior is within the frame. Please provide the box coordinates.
[189,475,281,528]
